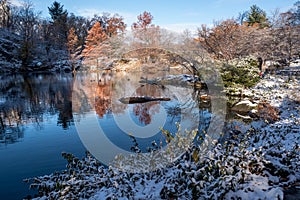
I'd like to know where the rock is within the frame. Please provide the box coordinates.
[235,112,252,119]
[257,102,279,123]
[119,96,171,104]
[199,94,210,101]
[248,109,259,119]
[231,99,257,113]
[36,62,42,67]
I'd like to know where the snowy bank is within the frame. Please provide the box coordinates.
[26,74,300,199]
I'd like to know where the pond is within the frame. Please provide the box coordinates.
[0,70,212,199]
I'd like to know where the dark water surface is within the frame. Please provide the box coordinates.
[0,73,86,199]
[0,71,211,199]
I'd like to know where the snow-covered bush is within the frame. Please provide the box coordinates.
[220,56,261,89]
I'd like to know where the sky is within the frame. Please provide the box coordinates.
[11,0,297,32]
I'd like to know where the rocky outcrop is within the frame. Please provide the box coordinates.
[231,98,280,123]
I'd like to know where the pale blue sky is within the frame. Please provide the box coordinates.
[12,0,297,32]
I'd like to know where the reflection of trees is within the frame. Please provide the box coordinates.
[92,72,165,124]
[23,74,74,129]
[95,73,113,118]
[73,71,213,129]
[0,73,74,145]
[133,85,161,125]
[0,126,24,146]
[166,104,181,124]
[72,72,123,118]
[49,77,74,129]
[56,93,73,129]
[133,102,159,125]
[74,72,116,119]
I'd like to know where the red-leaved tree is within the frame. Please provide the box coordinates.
[131,11,160,47]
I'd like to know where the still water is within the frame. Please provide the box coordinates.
[0,71,211,199]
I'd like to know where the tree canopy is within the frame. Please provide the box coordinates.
[246,5,269,28]
[48,1,68,22]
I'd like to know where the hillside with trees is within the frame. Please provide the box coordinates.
[0,0,299,73]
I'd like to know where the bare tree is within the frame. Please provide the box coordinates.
[158,28,177,50]
[14,0,40,67]
[276,12,300,61]
[197,19,255,61]
[0,0,12,28]
[176,29,207,63]
[267,7,300,62]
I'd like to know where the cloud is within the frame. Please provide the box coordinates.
[161,23,201,33]
[10,0,22,6]
[76,8,137,29]
[77,8,135,21]
[77,8,102,18]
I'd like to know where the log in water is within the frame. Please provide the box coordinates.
[119,96,171,104]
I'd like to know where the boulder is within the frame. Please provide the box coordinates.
[231,99,257,113]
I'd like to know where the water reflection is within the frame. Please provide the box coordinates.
[72,70,212,167]
[0,73,74,146]
[73,70,213,129]
[0,126,24,145]
[0,71,213,148]
[74,71,194,123]
[95,72,113,118]
[133,85,162,125]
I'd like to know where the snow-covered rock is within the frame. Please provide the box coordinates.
[140,74,205,89]
[231,99,257,113]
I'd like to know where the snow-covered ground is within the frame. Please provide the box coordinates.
[27,74,300,199]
